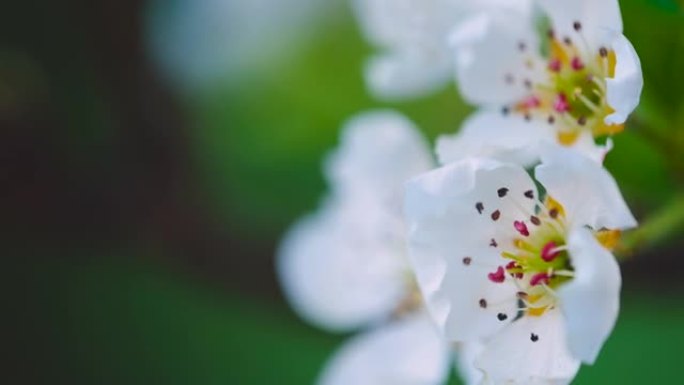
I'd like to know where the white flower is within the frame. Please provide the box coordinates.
[353,0,533,100]
[404,146,637,383]
[278,111,460,384]
[440,0,643,165]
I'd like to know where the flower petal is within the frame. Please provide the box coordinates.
[404,159,538,341]
[559,227,621,364]
[535,144,637,230]
[605,33,643,125]
[436,110,554,167]
[475,309,581,384]
[325,110,433,205]
[450,9,539,106]
[277,199,406,332]
[318,312,451,385]
[538,0,622,47]
[454,342,485,385]
[352,0,463,99]
[364,51,452,100]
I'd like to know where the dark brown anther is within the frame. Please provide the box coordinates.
[497,313,508,321]
[530,216,541,226]
[476,202,484,214]
[490,238,498,248]
[547,115,555,124]
[524,190,534,199]
[491,210,501,221]
[531,333,539,342]
[573,21,582,31]
[549,208,559,219]
[497,188,509,198]
[599,47,608,57]
[577,116,587,126]
[463,257,472,266]
[479,299,488,308]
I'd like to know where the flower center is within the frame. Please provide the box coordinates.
[497,196,572,317]
[505,21,622,146]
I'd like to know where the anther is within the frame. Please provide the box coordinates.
[518,41,527,51]
[479,298,488,308]
[547,115,555,124]
[577,116,587,126]
[547,29,555,39]
[599,47,608,57]
[476,202,484,214]
[489,238,498,248]
[516,291,528,300]
[463,257,472,266]
[554,93,570,113]
[488,266,506,283]
[530,215,541,226]
[524,190,534,199]
[531,333,539,342]
[501,106,510,115]
[573,21,582,31]
[571,57,584,71]
[491,210,501,221]
[497,187,509,198]
[563,36,572,46]
[548,58,561,73]
[514,221,530,236]
[541,241,560,262]
[549,208,559,219]
[497,313,508,321]
[530,272,551,286]
[524,79,533,89]
[524,113,532,121]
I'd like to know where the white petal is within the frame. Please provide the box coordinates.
[450,9,539,106]
[475,309,581,384]
[564,131,613,164]
[318,312,451,385]
[352,0,463,99]
[325,110,433,205]
[365,50,452,100]
[454,342,485,385]
[538,0,622,47]
[436,110,554,167]
[535,144,637,230]
[559,227,622,364]
[277,199,406,332]
[405,159,538,342]
[605,33,643,125]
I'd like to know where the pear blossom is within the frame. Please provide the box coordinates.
[404,146,637,383]
[440,0,643,165]
[353,0,532,100]
[278,111,463,384]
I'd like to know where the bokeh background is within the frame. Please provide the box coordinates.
[4,0,684,384]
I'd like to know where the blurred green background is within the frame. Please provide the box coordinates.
[3,0,684,384]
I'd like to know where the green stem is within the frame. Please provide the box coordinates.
[618,194,684,258]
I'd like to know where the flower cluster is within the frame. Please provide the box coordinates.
[279,0,642,384]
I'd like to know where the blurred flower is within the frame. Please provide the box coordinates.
[278,111,477,384]
[145,0,332,92]
[353,0,532,100]
[439,0,642,165]
[404,146,637,383]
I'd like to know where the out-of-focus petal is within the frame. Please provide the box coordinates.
[538,0,622,47]
[318,312,451,385]
[277,199,406,332]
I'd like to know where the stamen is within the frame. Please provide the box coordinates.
[475,202,484,214]
[577,116,587,126]
[497,187,509,197]
[530,333,539,342]
[573,21,582,31]
[491,210,501,221]
[547,115,555,124]
[571,57,584,71]
[576,92,600,113]
[514,220,530,236]
[462,257,472,266]
[479,298,488,308]
[599,47,608,57]
[497,313,508,321]
[530,272,551,286]
[489,238,498,248]
[524,190,534,199]
[530,215,541,226]
[541,241,560,262]
[488,266,506,283]
[553,93,570,113]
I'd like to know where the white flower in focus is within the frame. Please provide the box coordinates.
[440,0,643,165]
[278,111,468,384]
[353,0,533,100]
[404,146,637,383]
